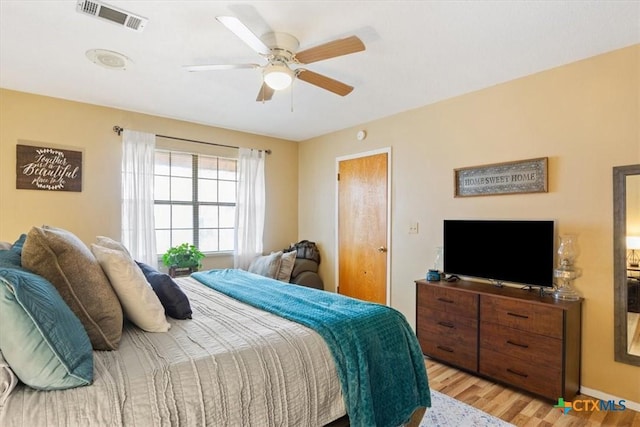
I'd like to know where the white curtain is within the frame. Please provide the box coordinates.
[234,148,266,270]
[121,129,158,267]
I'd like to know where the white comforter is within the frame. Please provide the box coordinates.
[0,277,346,426]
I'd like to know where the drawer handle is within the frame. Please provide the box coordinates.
[506,340,529,349]
[438,321,455,328]
[436,345,454,353]
[437,297,454,304]
[506,368,528,378]
[507,312,529,319]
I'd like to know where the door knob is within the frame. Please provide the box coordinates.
[377,246,387,253]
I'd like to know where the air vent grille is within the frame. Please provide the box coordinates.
[126,17,143,31]
[76,0,148,32]
[80,0,98,15]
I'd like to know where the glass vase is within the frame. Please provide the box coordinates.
[553,234,581,301]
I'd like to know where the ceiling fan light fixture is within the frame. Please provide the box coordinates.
[264,63,294,90]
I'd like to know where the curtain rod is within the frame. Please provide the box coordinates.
[112,126,271,155]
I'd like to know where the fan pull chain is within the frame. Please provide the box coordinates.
[290,81,294,113]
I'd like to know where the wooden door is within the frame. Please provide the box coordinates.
[337,151,388,304]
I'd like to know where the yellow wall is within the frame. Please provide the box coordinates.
[298,45,640,402]
[0,89,299,270]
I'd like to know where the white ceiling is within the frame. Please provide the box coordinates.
[1,1,639,141]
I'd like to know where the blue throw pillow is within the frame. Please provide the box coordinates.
[0,267,93,390]
[0,234,28,268]
[0,249,21,269]
[11,234,26,254]
[136,261,192,319]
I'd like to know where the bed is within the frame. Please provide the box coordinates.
[0,228,430,427]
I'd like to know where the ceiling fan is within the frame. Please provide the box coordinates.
[183,16,365,102]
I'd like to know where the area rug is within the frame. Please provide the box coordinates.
[420,390,515,426]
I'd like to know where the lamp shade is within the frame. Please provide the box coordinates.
[264,63,293,90]
[627,236,640,250]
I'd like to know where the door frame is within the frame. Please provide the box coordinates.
[335,147,392,305]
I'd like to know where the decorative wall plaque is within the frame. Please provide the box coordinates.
[16,143,83,192]
[454,157,548,197]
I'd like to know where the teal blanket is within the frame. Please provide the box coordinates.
[192,269,430,427]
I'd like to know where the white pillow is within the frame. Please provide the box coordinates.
[91,244,170,333]
[95,236,130,255]
[248,251,282,279]
[276,251,297,282]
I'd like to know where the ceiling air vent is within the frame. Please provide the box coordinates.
[76,0,148,32]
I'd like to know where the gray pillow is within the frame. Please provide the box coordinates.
[248,251,282,279]
[21,226,123,350]
[276,250,296,282]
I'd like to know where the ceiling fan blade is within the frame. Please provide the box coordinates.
[183,64,259,72]
[256,82,274,102]
[295,36,365,64]
[216,16,271,56]
[296,69,354,96]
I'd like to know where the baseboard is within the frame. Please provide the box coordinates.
[580,386,640,412]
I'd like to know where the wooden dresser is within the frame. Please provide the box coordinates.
[416,279,581,400]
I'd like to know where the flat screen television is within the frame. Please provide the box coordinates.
[443,219,555,288]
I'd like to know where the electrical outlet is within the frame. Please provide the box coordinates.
[409,222,419,234]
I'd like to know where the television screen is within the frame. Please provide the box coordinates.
[443,220,555,287]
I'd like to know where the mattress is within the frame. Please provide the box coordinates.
[0,276,346,426]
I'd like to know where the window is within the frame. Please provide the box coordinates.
[154,150,237,255]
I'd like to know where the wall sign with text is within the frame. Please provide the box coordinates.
[16,143,83,192]
[454,157,548,197]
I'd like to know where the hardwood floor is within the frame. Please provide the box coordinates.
[426,358,640,427]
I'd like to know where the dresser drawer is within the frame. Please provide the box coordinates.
[481,296,563,339]
[480,348,561,400]
[418,306,477,339]
[480,322,562,366]
[418,285,478,318]
[420,332,478,372]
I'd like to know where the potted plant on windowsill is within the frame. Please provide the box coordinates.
[162,243,205,278]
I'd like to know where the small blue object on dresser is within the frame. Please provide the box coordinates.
[427,269,441,282]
